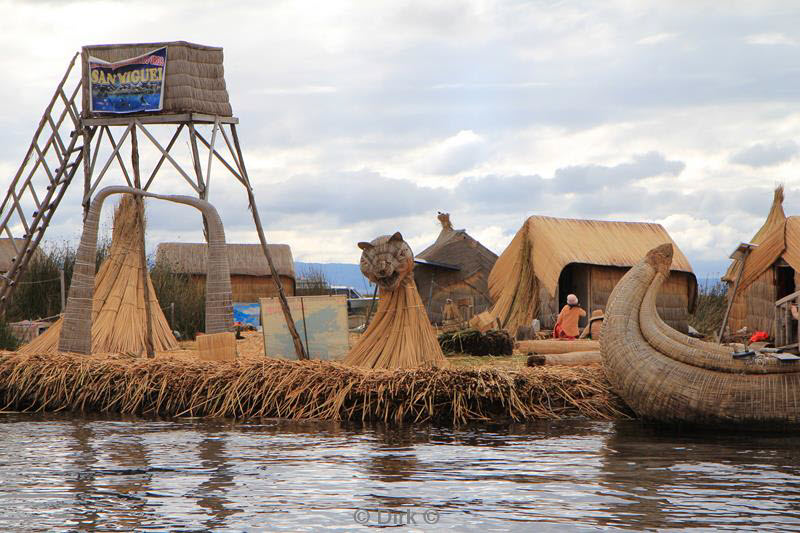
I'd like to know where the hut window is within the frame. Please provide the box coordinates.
[776,265,796,300]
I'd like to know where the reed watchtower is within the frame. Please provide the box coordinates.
[0,41,307,357]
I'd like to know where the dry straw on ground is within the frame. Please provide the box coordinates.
[0,353,629,424]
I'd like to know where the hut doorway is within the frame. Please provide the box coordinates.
[776,263,796,301]
[558,263,590,327]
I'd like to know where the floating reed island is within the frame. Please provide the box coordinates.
[0,353,629,424]
[0,227,631,424]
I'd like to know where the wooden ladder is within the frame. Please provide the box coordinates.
[0,53,89,312]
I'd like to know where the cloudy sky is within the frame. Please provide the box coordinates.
[2,0,800,278]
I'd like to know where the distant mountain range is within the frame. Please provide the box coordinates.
[294,262,374,294]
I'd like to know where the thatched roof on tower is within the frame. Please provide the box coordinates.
[81,41,233,117]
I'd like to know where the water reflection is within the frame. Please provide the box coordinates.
[65,420,100,530]
[0,415,797,531]
[598,423,800,530]
[193,434,241,529]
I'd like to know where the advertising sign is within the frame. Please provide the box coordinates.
[89,47,166,113]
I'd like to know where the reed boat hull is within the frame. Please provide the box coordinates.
[601,244,800,427]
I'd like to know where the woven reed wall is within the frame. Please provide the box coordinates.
[416,267,491,324]
[156,243,295,279]
[538,285,559,329]
[728,268,776,335]
[231,275,295,302]
[188,274,295,302]
[81,41,232,117]
[424,279,491,324]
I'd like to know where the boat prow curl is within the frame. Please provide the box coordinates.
[601,243,800,427]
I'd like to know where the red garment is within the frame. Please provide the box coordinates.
[749,330,769,343]
[554,324,576,340]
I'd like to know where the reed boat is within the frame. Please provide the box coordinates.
[601,243,800,427]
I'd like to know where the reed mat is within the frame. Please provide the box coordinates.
[0,352,629,424]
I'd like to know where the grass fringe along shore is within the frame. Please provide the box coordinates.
[0,354,630,424]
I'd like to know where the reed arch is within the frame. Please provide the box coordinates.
[58,185,233,355]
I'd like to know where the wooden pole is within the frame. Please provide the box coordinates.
[188,124,210,240]
[364,284,378,327]
[300,296,310,358]
[230,124,307,360]
[131,126,154,358]
[717,247,751,343]
[82,123,92,220]
[59,268,65,313]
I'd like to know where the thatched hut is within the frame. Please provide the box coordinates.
[413,213,498,324]
[722,186,800,337]
[486,216,697,336]
[156,243,295,302]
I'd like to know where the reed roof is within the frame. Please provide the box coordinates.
[416,214,498,266]
[723,186,786,284]
[491,216,694,300]
[156,243,295,279]
[734,216,800,292]
[721,186,800,293]
[417,228,498,261]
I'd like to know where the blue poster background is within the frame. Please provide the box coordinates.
[89,47,166,113]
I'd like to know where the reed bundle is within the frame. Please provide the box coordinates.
[485,221,538,337]
[518,339,600,354]
[345,276,447,369]
[0,353,630,424]
[438,329,513,356]
[527,351,603,366]
[19,196,177,354]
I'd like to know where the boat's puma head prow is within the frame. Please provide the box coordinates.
[645,243,673,275]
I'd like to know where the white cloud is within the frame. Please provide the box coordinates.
[636,32,678,45]
[657,213,756,262]
[251,86,338,95]
[2,1,800,279]
[745,32,797,46]
[416,130,488,176]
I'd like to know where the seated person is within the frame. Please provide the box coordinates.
[554,294,586,340]
[579,309,604,340]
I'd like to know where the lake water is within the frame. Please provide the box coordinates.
[0,414,798,531]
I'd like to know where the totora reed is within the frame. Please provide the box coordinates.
[0,353,629,424]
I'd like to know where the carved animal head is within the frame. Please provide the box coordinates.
[358,232,414,291]
[437,211,453,231]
